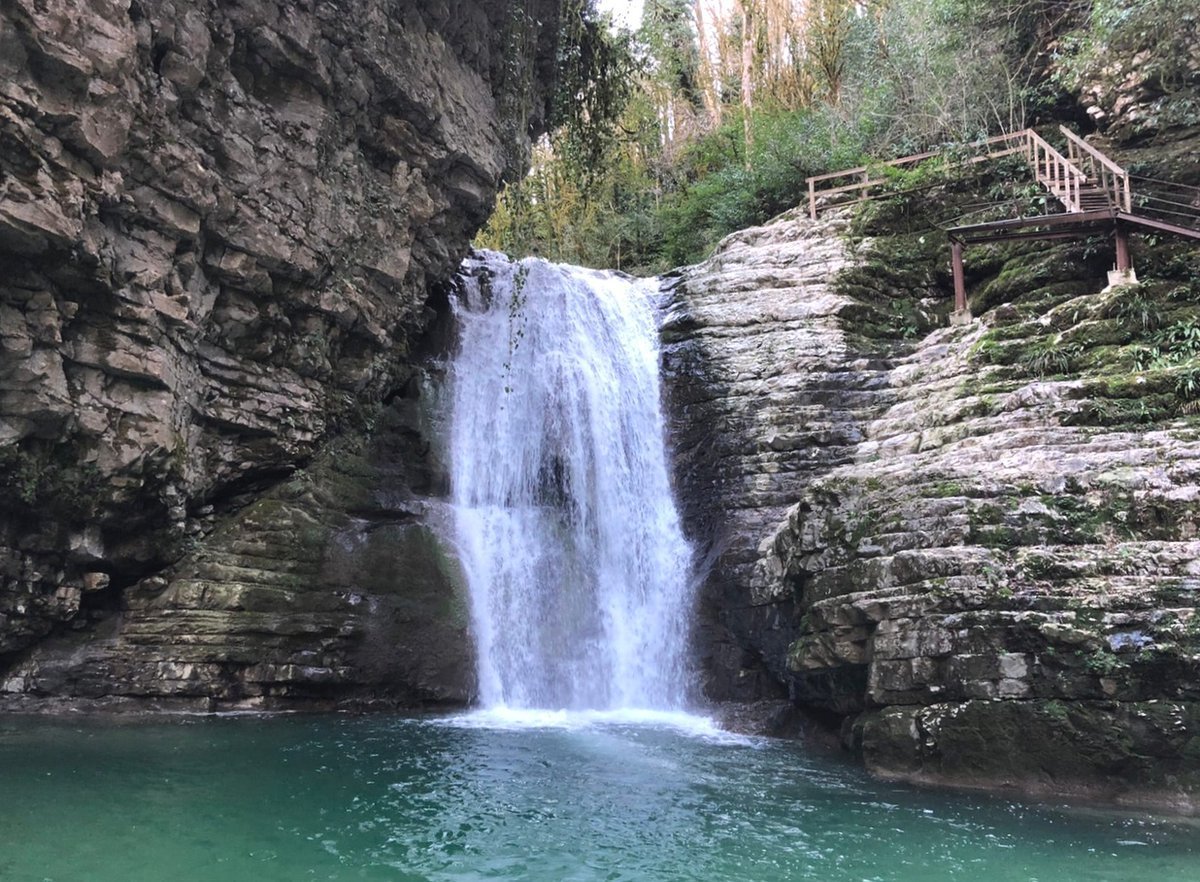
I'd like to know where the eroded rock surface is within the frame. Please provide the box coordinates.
[665,204,1200,812]
[661,209,894,701]
[761,314,1200,811]
[0,0,564,704]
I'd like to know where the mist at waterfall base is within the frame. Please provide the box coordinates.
[449,253,695,717]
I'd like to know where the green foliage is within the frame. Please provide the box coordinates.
[854,0,1075,147]
[0,441,105,520]
[483,0,1089,270]
[1158,317,1200,358]
[1103,288,1164,332]
[550,1,641,185]
[928,480,965,498]
[639,0,702,106]
[477,125,667,271]
[1174,367,1200,402]
[1057,0,1200,96]
[1082,648,1127,676]
[1134,317,1200,369]
[478,3,661,271]
[655,104,875,266]
[1019,341,1083,377]
[480,0,1196,282]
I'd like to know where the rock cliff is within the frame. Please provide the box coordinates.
[0,0,565,706]
[660,211,886,703]
[665,157,1200,811]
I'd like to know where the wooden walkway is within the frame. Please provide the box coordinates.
[807,127,1200,319]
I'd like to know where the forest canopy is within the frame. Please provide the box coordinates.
[477,0,1197,272]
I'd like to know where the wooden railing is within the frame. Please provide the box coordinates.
[1022,128,1086,213]
[807,127,1200,323]
[806,128,1101,219]
[805,132,1028,219]
[1060,125,1131,212]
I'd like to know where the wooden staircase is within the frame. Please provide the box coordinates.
[805,126,1133,218]
[806,126,1200,321]
[1077,187,1115,212]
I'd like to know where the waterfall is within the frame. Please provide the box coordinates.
[449,252,694,712]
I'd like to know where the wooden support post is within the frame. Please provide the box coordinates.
[1107,222,1138,287]
[808,178,816,220]
[1115,224,1131,271]
[950,240,970,324]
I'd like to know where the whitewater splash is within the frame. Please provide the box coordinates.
[449,252,694,712]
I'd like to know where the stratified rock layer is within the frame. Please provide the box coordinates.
[661,210,891,701]
[0,0,563,704]
[665,206,1200,812]
[2,370,474,708]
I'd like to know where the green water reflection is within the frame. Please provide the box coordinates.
[1,714,1196,881]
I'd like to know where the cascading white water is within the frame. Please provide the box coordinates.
[449,252,694,712]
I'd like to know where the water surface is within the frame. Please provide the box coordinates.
[2,713,1196,882]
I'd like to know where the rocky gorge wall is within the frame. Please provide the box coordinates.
[0,0,566,707]
[665,155,1200,811]
[660,210,891,705]
[2,3,1197,821]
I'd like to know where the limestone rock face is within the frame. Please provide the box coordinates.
[2,374,475,708]
[661,209,892,701]
[761,319,1200,810]
[0,0,563,698]
[1074,27,1200,139]
[664,207,1200,811]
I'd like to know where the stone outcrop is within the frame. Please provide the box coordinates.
[660,210,892,701]
[0,0,565,704]
[758,315,1200,811]
[2,363,475,708]
[1071,12,1200,139]
[665,186,1200,811]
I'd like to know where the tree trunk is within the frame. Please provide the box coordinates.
[694,0,721,127]
[739,0,754,166]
